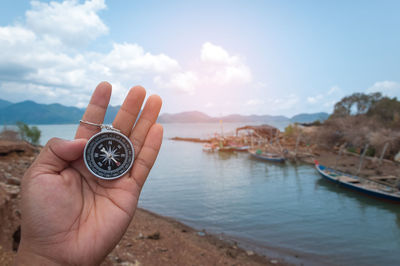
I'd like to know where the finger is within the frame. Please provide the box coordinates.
[112,86,146,136]
[32,138,87,173]
[129,95,162,156]
[75,82,112,140]
[129,124,163,188]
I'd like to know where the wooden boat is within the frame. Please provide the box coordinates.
[202,143,214,152]
[218,146,235,152]
[248,149,285,163]
[202,143,219,152]
[231,145,250,152]
[315,161,400,202]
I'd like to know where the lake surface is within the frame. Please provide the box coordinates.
[35,123,400,266]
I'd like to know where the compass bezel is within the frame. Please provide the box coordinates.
[83,131,134,180]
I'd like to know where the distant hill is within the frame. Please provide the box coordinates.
[0,98,329,125]
[290,112,329,123]
[158,111,214,123]
[0,100,118,124]
[157,111,329,124]
[0,99,12,109]
[0,100,81,124]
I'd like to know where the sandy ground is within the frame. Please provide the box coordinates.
[102,208,286,266]
[0,140,288,266]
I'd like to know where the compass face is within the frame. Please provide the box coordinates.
[84,131,134,180]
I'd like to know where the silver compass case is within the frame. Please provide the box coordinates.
[84,130,135,180]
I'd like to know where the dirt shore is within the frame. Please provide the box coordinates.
[102,208,287,266]
[0,139,289,266]
[284,142,400,187]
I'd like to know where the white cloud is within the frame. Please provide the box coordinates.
[302,85,347,114]
[0,1,255,111]
[200,42,252,86]
[0,26,36,44]
[366,81,400,98]
[0,0,183,107]
[26,0,108,47]
[246,99,263,106]
[101,43,180,75]
[328,85,341,95]
[201,42,238,65]
[154,71,198,94]
[156,42,252,93]
[307,94,323,104]
[267,94,299,111]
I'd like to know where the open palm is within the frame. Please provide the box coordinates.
[17,82,163,265]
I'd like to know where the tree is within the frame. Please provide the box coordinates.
[16,121,41,145]
[331,92,382,118]
[367,96,400,126]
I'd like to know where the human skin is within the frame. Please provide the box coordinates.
[15,82,163,265]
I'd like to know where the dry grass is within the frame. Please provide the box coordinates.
[302,115,400,160]
[0,129,20,141]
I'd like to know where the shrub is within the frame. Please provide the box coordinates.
[366,147,376,157]
[284,124,302,138]
[347,147,357,154]
[16,122,41,145]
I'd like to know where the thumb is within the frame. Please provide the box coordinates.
[34,138,87,172]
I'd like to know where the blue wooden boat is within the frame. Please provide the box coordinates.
[315,161,400,202]
[249,149,285,163]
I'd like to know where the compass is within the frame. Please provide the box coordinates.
[82,121,134,180]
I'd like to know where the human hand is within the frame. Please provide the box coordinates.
[15,82,163,265]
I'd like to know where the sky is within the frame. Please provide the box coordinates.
[0,0,399,117]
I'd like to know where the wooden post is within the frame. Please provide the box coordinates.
[276,135,283,154]
[219,119,224,137]
[379,142,389,166]
[357,143,369,175]
[335,143,346,170]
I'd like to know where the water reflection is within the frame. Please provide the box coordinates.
[315,178,400,229]
[216,150,239,160]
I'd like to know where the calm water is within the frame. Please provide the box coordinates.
[36,124,400,266]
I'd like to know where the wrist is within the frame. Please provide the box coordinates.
[15,243,60,266]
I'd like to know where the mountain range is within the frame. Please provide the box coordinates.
[0,99,329,125]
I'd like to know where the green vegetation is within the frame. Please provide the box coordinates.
[366,147,376,157]
[367,96,400,126]
[284,124,301,138]
[16,121,41,145]
[347,147,357,154]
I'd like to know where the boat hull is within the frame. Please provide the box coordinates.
[232,146,250,152]
[315,164,400,203]
[249,151,285,163]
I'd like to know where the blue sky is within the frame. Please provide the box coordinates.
[0,0,399,116]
